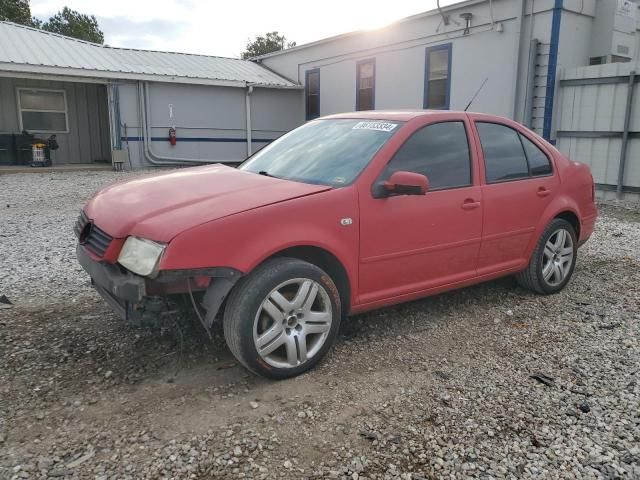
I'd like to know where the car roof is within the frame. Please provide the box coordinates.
[320,110,510,123]
[320,110,448,121]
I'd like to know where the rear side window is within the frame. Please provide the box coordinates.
[477,122,529,183]
[384,121,471,190]
[520,134,552,176]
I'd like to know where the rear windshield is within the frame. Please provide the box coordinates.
[240,119,402,187]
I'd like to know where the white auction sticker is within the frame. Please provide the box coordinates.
[352,121,398,132]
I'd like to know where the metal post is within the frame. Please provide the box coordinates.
[542,0,563,141]
[617,71,636,199]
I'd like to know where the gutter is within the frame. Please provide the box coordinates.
[0,63,301,89]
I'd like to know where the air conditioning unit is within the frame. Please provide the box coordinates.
[590,0,637,64]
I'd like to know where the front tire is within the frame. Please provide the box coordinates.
[516,218,577,294]
[223,257,341,379]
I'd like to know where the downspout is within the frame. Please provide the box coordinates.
[107,84,122,151]
[542,0,563,141]
[245,85,254,157]
[512,0,528,120]
[113,84,122,150]
[139,82,216,166]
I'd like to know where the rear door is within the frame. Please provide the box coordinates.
[471,118,559,274]
[358,116,483,305]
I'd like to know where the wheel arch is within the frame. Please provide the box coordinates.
[554,210,580,239]
[257,245,352,317]
[524,198,582,263]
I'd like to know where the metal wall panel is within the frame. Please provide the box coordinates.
[0,77,110,164]
[557,62,640,194]
[117,82,301,168]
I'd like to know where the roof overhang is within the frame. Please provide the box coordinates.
[0,62,303,89]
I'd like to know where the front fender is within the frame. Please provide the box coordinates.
[159,187,360,301]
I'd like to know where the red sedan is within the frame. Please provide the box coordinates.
[76,111,597,379]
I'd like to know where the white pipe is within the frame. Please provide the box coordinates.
[245,85,254,157]
[139,82,212,166]
[511,0,528,120]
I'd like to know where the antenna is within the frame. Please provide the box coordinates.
[436,0,450,25]
[464,77,488,112]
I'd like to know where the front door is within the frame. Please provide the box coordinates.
[358,119,483,305]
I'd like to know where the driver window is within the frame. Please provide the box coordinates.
[383,121,472,190]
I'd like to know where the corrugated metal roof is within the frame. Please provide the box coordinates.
[0,21,299,88]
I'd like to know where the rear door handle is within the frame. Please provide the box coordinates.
[461,199,481,210]
[537,187,551,198]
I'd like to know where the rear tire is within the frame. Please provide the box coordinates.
[223,257,341,379]
[516,218,577,294]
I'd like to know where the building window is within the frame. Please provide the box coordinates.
[18,88,68,133]
[356,59,375,111]
[611,54,631,63]
[424,44,452,110]
[305,69,320,120]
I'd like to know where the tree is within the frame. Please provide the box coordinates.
[0,0,40,27]
[42,6,104,44]
[241,32,296,59]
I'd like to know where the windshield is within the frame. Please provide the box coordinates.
[240,119,402,186]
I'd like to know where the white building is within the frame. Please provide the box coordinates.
[0,21,301,168]
[257,0,640,142]
[0,1,638,198]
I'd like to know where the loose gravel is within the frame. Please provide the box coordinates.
[0,170,639,479]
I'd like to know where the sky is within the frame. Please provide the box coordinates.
[30,0,463,58]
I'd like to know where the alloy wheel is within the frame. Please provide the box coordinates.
[253,278,333,369]
[542,228,574,286]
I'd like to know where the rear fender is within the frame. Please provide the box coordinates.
[524,195,581,260]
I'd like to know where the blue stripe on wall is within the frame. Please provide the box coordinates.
[121,137,275,143]
[543,0,563,141]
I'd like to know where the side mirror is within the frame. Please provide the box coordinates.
[382,171,429,196]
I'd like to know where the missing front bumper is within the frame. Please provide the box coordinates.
[77,244,146,303]
[76,244,242,328]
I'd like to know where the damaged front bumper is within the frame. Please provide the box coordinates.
[77,244,147,322]
[76,245,242,328]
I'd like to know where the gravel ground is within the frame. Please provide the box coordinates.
[0,170,639,479]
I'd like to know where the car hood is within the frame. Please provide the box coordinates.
[84,164,331,242]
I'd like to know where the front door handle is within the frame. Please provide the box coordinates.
[461,199,481,210]
[537,187,552,198]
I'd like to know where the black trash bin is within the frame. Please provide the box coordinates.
[15,133,35,165]
[0,134,15,165]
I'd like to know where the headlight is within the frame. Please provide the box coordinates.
[117,237,165,277]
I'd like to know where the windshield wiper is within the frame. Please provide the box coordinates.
[258,170,278,178]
